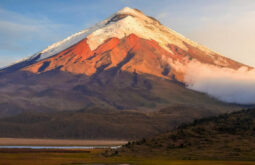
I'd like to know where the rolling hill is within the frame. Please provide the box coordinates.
[119,108,255,160]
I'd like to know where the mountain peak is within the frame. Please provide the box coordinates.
[116,7,145,18]
[1,7,247,80]
[106,7,157,26]
[115,7,160,24]
[117,7,141,14]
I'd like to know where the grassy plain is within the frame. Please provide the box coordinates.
[0,148,255,165]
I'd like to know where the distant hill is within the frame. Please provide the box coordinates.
[0,105,232,139]
[119,109,255,160]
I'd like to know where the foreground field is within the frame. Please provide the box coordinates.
[0,138,126,146]
[0,149,255,165]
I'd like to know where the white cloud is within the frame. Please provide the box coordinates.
[184,61,255,105]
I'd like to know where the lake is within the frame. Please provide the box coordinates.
[0,145,121,149]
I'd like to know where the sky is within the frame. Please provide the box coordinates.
[0,0,255,68]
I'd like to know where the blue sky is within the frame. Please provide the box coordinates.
[0,0,255,67]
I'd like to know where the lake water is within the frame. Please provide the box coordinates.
[0,145,121,149]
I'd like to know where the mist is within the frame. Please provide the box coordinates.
[184,61,255,105]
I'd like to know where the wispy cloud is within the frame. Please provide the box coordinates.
[184,61,255,105]
[0,7,74,67]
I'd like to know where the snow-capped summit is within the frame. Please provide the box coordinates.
[116,7,146,17]
[33,6,171,61]
[1,7,248,82]
[33,7,153,62]
[4,7,209,64]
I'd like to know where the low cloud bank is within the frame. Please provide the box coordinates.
[184,61,255,105]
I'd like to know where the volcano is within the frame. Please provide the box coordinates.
[0,7,249,138]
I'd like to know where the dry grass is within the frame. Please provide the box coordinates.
[0,149,254,165]
[0,138,127,146]
[120,109,255,161]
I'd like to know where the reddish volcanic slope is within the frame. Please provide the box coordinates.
[22,33,245,83]
[1,7,249,84]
